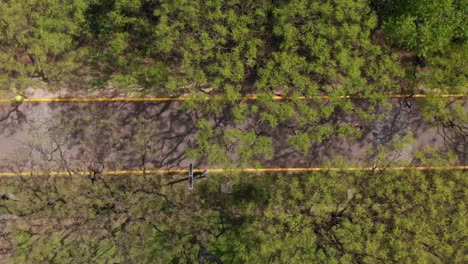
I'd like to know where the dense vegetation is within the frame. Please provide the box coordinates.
[0,0,466,263]
[0,0,465,94]
[1,166,466,263]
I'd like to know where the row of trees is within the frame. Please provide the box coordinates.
[0,0,465,93]
[1,165,465,263]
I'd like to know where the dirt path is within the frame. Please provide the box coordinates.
[1,97,463,175]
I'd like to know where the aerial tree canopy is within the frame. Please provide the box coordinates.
[0,0,88,89]
[2,167,465,263]
[377,0,466,58]
[0,1,466,262]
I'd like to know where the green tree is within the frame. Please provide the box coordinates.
[0,0,89,90]
[374,0,467,93]
[378,0,466,58]
[210,169,465,263]
[85,0,169,92]
[2,155,465,263]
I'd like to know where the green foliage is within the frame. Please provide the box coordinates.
[0,0,462,95]
[199,168,466,263]
[369,132,416,167]
[420,95,467,125]
[421,44,468,92]
[376,0,467,92]
[192,120,274,167]
[0,1,466,262]
[152,0,269,94]
[2,165,466,263]
[289,133,311,154]
[172,0,410,166]
[225,128,274,165]
[2,173,168,263]
[84,0,169,92]
[0,0,88,90]
[380,0,466,57]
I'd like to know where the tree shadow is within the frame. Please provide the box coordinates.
[0,95,463,175]
[263,98,453,168]
[0,103,29,136]
[0,97,194,175]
